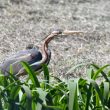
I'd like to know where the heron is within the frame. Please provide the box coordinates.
[0,29,82,77]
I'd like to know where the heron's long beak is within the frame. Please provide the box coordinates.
[62,30,83,35]
[43,30,84,45]
[51,30,83,36]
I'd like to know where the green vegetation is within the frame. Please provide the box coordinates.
[0,62,110,110]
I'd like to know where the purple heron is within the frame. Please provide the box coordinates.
[0,29,82,77]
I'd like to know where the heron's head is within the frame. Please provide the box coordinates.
[46,29,83,44]
[45,30,63,44]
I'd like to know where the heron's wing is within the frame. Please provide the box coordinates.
[11,50,42,76]
[0,54,32,76]
[15,54,43,76]
[16,49,51,77]
[5,47,39,60]
[5,51,30,61]
[15,48,43,76]
[0,47,42,76]
[0,59,18,75]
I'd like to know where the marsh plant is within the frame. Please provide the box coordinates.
[0,62,110,110]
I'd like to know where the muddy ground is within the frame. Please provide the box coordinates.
[0,0,110,79]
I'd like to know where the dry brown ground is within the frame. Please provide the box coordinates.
[0,0,110,79]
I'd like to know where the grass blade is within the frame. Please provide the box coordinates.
[103,82,109,103]
[92,64,109,82]
[85,83,92,110]
[36,88,47,110]
[68,80,78,110]
[21,85,32,110]
[90,79,105,109]
[42,64,49,84]
[21,61,40,87]
[66,62,89,75]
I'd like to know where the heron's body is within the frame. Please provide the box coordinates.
[0,47,41,75]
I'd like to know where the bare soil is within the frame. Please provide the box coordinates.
[0,0,110,79]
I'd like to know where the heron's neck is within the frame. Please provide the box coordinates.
[31,33,57,65]
[41,33,58,63]
[37,40,48,65]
